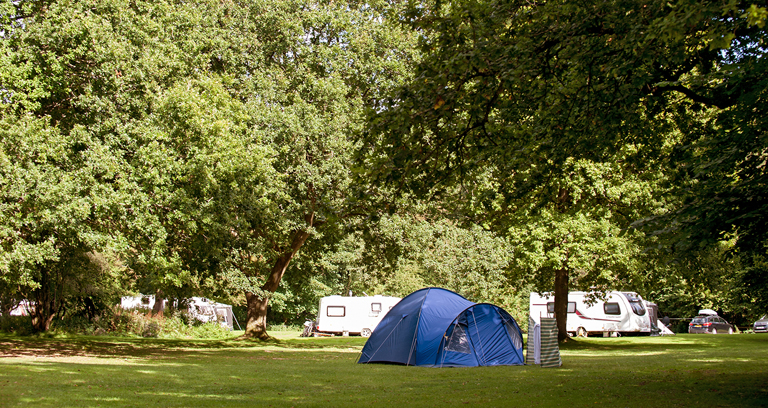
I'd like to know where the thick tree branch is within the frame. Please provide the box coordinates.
[651,84,734,109]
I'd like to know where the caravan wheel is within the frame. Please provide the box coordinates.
[577,327,588,337]
[361,328,372,337]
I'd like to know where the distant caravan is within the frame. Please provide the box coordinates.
[529,291,652,337]
[315,295,402,337]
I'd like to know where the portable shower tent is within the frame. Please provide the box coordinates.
[357,287,524,367]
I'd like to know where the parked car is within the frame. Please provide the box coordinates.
[754,315,768,333]
[688,310,734,334]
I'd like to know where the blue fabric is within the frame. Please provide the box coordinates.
[358,288,430,365]
[464,305,524,366]
[358,288,524,367]
[414,288,475,365]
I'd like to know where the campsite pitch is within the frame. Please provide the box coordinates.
[0,332,766,407]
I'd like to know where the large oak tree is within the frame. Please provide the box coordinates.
[362,0,767,339]
[1,0,416,336]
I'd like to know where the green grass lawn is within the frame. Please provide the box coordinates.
[1,331,766,407]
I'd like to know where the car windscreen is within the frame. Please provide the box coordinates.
[691,317,706,324]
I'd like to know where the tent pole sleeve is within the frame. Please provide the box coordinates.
[406,288,430,366]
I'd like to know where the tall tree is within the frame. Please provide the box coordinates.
[362,0,766,339]
[1,0,417,336]
[189,0,417,339]
[1,0,132,329]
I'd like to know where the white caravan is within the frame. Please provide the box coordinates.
[315,295,401,337]
[120,295,162,311]
[8,300,34,316]
[185,297,236,330]
[120,295,235,329]
[529,291,652,337]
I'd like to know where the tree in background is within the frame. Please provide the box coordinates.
[0,0,418,336]
[350,212,514,297]
[258,199,532,327]
[189,0,417,339]
[637,239,766,329]
[362,0,767,339]
[5,0,763,336]
[1,0,133,329]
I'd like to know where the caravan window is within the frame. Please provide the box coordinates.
[628,300,646,316]
[327,306,345,317]
[371,303,382,312]
[546,302,576,313]
[604,303,621,315]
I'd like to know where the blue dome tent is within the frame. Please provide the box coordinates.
[357,288,524,367]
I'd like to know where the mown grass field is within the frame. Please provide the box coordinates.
[0,331,766,407]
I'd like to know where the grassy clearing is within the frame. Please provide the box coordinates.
[0,332,766,407]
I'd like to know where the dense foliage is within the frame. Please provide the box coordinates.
[0,0,418,336]
[1,0,765,338]
[362,0,768,337]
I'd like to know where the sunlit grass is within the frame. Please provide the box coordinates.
[1,332,766,407]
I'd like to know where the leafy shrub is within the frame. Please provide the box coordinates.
[141,321,162,338]
[158,310,232,339]
[0,316,34,335]
[266,323,303,332]
[7,306,235,339]
[180,320,232,339]
[51,315,96,334]
[101,309,144,336]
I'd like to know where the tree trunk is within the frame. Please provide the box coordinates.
[554,267,570,342]
[30,268,60,332]
[243,222,313,340]
[151,289,165,317]
[244,291,270,339]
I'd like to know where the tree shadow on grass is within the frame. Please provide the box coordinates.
[0,333,366,359]
[2,346,766,408]
[9,333,760,361]
[559,333,768,354]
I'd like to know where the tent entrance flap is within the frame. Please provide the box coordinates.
[437,304,525,367]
